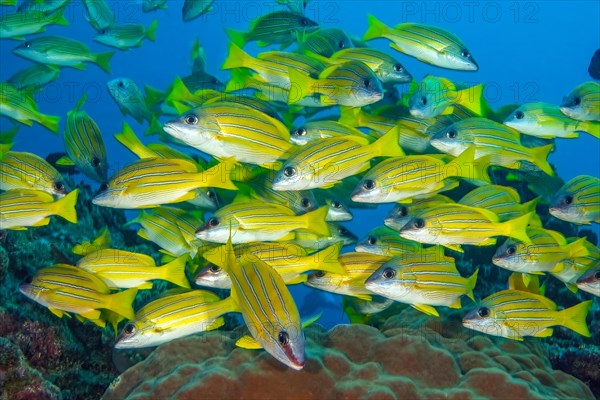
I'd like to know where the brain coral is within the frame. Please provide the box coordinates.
[102,308,594,400]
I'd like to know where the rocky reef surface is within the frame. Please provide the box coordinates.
[102,307,595,400]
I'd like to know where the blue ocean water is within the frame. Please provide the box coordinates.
[1,0,598,349]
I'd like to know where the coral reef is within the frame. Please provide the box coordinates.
[0,182,157,400]
[102,307,594,400]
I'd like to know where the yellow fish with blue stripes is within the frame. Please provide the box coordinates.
[549,175,600,224]
[92,158,237,209]
[204,238,306,370]
[115,290,235,349]
[363,15,478,71]
[0,151,68,196]
[365,249,477,317]
[196,201,330,243]
[0,189,78,230]
[463,289,591,340]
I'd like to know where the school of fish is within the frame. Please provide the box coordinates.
[1,0,599,370]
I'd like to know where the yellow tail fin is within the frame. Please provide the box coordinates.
[311,242,345,275]
[95,51,114,73]
[115,122,157,158]
[500,212,533,243]
[161,255,191,288]
[222,43,253,70]
[530,144,554,176]
[456,83,484,116]
[200,158,238,191]
[107,288,138,320]
[301,206,330,237]
[287,68,317,104]
[559,300,592,337]
[448,146,491,183]
[465,269,478,301]
[367,125,404,157]
[363,14,390,41]
[54,189,79,224]
[565,237,590,259]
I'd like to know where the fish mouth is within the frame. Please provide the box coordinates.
[283,347,305,370]
[195,223,210,235]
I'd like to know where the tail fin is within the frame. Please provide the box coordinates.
[144,84,165,110]
[456,83,484,116]
[0,143,12,160]
[367,124,404,157]
[465,269,478,301]
[338,106,363,127]
[301,206,330,236]
[311,242,345,274]
[500,212,533,243]
[115,122,156,158]
[448,146,491,183]
[565,237,590,259]
[145,114,163,136]
[579,121,600,139]
[39,113,60,134]
[288,68,316,104]
[200,158,238,191]
[107,288,138,320]
[530,144,554,176]
[167,77,196,104]
[559,300,592,337]
[226,28,247,48]
[363,14,389,41]
[222,43,253,70]
[161,255,191,288]
[146,20,158,41]
[54,189,79,224]
[95,51,114,73]
[225,68,256,93]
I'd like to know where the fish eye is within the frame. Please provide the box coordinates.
[207,190,215,199]
[117,81,124,88]
[53,182,65,192]
[278,331,290,346]
[563,195,573,205]
[421,96,428,106]
[363,79,371,89]
[211,77,218,84]
[515,111,524,119]
[382,268,396,279]
[507,245,516,256]
[574,97,581,106]
[332,201,342,209]
[300,18,309,26]
[413,218,425,229]
[393,64,403,72]
[363,179,375,190]
[594,271,600,279]
[294,128,307,136]
[300,197,312,208]
[184,114,198,125]
[460,49,470,58]
[283,166,297,177]
[446,129,457,139]
[338,40,345,49]
[23,41,31,48]
[208,217,220,227]
[367,236,377,245]
[99,183,109,192]
[477,307,490,318]
[399,206,408,217]
[123,323,136,335]
[92,157,101,167]
[209,264,221,273]
[338,227,349,235]
[314,270,326,278]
